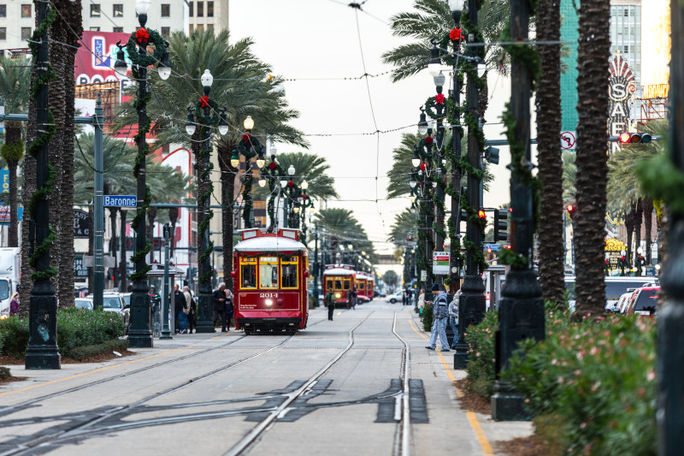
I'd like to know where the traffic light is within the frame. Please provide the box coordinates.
[493,209,508,242]
[618,132,653,145]
[484,146,500,164]
[566,204,576,217]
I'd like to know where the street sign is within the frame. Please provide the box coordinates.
[73,209,91,238]
[485,243,502,251]
[432,251,450,275]
[1,166,8,193]
[420,270,427,281]
[560,131,576,150]
[104,195,136,207]
[0,206,23,224]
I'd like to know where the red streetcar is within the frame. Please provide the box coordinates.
[355,272,374,303]
[232,228,309,334]
[323,265,356,307]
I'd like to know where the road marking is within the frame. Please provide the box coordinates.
[406,312,494,456]
[0,333,233,398]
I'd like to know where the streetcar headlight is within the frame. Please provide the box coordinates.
[334,293,341,299]
[265,299,273,307]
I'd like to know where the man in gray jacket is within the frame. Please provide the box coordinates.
[448,290,461,349]
[425,283,450,352]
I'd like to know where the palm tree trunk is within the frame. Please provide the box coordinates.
[146,208,157,263]
[574,0,611,317]
[634,198,643,269]
[536,0,564,306]
[643,198,654,264]
[218,143,237,289]
[625,206,635,269]
[168,206,179,257]
[109,207,119,286]
[119,210,127,292]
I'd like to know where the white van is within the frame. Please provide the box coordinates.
[0,247,21,316]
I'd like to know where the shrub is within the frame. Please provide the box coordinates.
[0,308,125,358]
[464,309,498,397]
[421,303,433,332]
[503,314,656,456]
[65,339,129,361]
[0,366,10,380]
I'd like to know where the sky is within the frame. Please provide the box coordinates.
[229,0,516,255]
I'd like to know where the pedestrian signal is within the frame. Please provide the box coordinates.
[493,209,508,242]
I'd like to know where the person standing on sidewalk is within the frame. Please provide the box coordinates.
[183,286,196,334]
[325,290,335,321]
[224,286,234,331]
[9,293,19,316]
[213,283,227,332]
[425,283,450,352]
[174,284,188,334]
[448,290,461,349]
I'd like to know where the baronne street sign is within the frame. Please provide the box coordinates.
[104,195,136,207]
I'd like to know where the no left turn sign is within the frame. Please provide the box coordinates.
[560,131,576,150]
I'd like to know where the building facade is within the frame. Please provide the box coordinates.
[188,0,228,35]
[610,1,642,84]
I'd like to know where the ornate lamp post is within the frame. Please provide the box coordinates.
[232,116,266,229]
[298,180,314,244]
[184,68,229,333]
[114,0,171,348]
[260,155,285,232]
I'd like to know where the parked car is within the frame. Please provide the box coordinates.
[609,292,632,313]
[625,286,659,316]
[87,293,130,327]
[564,276,658,312]
[74,297,94,310]
[385,290,404,304]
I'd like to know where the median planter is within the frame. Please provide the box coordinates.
[0,307,126,361]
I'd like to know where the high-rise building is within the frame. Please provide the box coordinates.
[0,0,186,54]
[610,1,642,84]
[188,0,229,35]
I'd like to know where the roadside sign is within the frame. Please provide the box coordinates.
[420,270,427,281]
[73,209,91,238]
[0,206,23,224]
[432,251,450,275]
[1,167,8,193]
[485,243,502,251]
[561,131,576,150]
[104,195,136,207]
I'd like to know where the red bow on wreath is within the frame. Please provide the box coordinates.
[135,28,150,44]
[449,27,463,41]
[268,161,277,170]
[288,180,294,188]
[435,93,445,105]
[242,133,252,143]
[199,95,210,108]
[419,162,427,171]
[424,136,433,145]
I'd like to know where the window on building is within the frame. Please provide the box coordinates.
[113,4,123,17]
[624,45,629,54]
[90,4,101,17]
[21,27,31,40]
[89,27,101,31]
[21,4,31,17]
[189,24,194,34]
[0,5,6,18]
[0,28,6,40]
[196,24,203,32]
[161,26,170,37]
[161,4,170,17]
[113,27,123,33]
[207,23,214,31]
[188,1,193,17]
[197,1,204,17]
[207,1,214,17]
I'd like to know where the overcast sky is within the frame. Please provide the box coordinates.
[229,0,516,255]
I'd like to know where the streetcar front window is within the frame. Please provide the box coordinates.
[259,256,279,289]
[334,280,342,290]
[281,256,298,288]
[240,257,257,289]
[326,279,333,291]
[343,280,350,290]
[359,282,365,290]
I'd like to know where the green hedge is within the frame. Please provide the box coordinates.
[0,308,125,358]
[421,303,433,332]
[464,309,499,397]
[503,314,655,456]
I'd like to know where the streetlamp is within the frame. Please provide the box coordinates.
[184,68,229,333]
[260,155,286,232]
[233,116,266,229]
[114,0,171,348]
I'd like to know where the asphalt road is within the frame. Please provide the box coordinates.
[0,301,531,455]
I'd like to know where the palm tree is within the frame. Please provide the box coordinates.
[574,0,611,317]
[118,30,307,288]
[382,0,510,82]
[535,0,564,305]
[314,208,376,260]
[0,57,31,247]
[386,133,419,199]
[268,152,338,201]
[389,208,418,246]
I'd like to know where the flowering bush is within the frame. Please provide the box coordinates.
[464,309,498,397]
[503,314,656,456]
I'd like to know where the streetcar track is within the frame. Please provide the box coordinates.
[391,311,412,456]
[224,311,376,456]
[0,331,302,456]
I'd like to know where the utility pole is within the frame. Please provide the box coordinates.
[93,95,104,311]
[25,0,60,369]
[658,2,684,453]
[454,0,486,369]
[491,0,545,420]
[160,223,172,339]
[314,223,320,306]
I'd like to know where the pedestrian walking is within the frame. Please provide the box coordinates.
[183,286,196,333]
[174,284,188,334]
[9,293,19,316]
[417,289,425,314]
[213,283,228,332]
[224,287,234,331]
[351,287,357,310]
[325,290,335,321]
[402,289,407,306]
[425,283,450,352]
[448,290,461,349]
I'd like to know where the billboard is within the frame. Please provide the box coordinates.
[74,31,134,100]
[641,0,671,88]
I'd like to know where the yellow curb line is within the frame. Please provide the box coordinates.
[407,311,494,456]
[0,332,233,398]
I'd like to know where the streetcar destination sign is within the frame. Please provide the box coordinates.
[104,195,137,207]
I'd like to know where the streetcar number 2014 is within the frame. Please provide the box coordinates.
[259,293,278,298]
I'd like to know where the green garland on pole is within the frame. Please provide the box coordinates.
[27,8,58,281]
